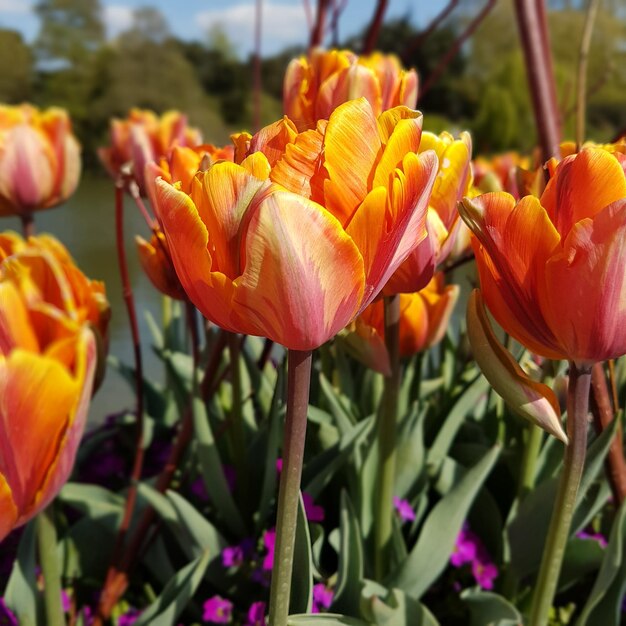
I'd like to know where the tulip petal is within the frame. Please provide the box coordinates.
[248,117,298,167]
[0,472,18,541]
[460,193,563,359]
[543,198,626,364]
[153,178,257,335]
[542,148,626,237]
[467,290,567,443]
[235,188,366,350]
[339,315,392,377]
[0,350,79,516]
[322,98,382,224]
[0,282,39,355]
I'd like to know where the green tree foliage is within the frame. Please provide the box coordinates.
[0,30,32,102]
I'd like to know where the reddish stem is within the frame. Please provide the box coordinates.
[310,0,331,49]
[302,0,314,33]
[253,0,263,133]
[362,0,388,54]
[329,0,348,47]
[20,212,34,238]
[513,0,561,161]
[401,0,459,65]
[418,0,497,103]
[95,180,146,624]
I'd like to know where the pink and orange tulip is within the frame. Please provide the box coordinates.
[98,108,202,195]
[0,233,109,540]
[460,147,626,365]
[341,273,459,375]
[385,131,473,294]
[0,104,81,217]
[153,98,438,350]
[283,48,418,132]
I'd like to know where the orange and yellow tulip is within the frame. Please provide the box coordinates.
[153,98,438,350]
[0,233,109,540]
[98,108,202,195]
[283,48,418,132]
[0,104,81,217]
[385,131,472,294]
[341,273,459,375]
[136,230,186,300]
[460,147,626,365]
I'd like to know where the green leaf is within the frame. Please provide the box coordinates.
[191,394,247,535]
[290,493,313,614]
[461,590,522,626]
[4,521,38,626]
[288,615,372,626]
[134,552,211,626]
[577,499,626,625]
[319,373,358,434]
[333,491,364,615]
[362,588,440,626]
[394,404,427,499]
[59,482,124,521]
[387,445,500,597]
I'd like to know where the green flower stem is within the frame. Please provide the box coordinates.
[518,423,544,499]
[37,506,66,626]
[528,362,592,626]
[227,332,248,495]
[269,349,312,626]
[374,294,401,580]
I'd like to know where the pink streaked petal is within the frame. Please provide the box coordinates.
[235,189,366,350]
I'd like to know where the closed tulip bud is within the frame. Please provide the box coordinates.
[0,104,81,217]
[99,109,202,196]
[154,98,438,351]
[136,230,185,300]
[283,48,418,132]
[460,147,626,366]
[0,233,109,540]
[341,273,459,375]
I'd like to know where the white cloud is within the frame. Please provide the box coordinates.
[195,2,307,57]
[102,4,134,39]
[0,0,32,14]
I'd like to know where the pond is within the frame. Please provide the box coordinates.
[4,173,165,424]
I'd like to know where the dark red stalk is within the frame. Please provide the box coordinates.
[302,0,314,32]
[95,179,146,624]
[253,0,263,133]
[362,0,389,54]
[401,0,459,65]
[513,0,561,161]
[418,0,497,103]
[310,0,331,49]
[20,212,34,238]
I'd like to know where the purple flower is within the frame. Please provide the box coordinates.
[190,477,210,502]
[450,525,478,567]
[222,544,245,568]
[203,596,233,624]
[472,559,499,590]
[576,529,608,549]
[276,458,283,474]
[223,465,237,493]
[245,601,267,626]
[118,608,141,626]
[393,496,416,523]
[312,583,334,613]
[61,590,71,613]
[262,529,276,571]
[302,492,325,523]
[0,599,18,626]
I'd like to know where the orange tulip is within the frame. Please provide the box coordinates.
[283,48,418,132]
[385,131,472,294]
[460,147,626,365]
[153,98,438,350]
[98,108,202,195]
[0,233,109,540]
[0,104,81,217]
[136,230,186,300]
[341,273,459,375]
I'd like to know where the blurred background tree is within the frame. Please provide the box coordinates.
[0,0,623,169]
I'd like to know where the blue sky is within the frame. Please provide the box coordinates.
[0,0,449,57]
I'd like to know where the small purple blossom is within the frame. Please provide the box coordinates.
[223,465,237,493]
[203,596,233,624]
[222,544,245,568]
[302,492,325,523]
[0,599,18,626]
[262,529,276,571]
[472,559,499,590]
[393,496,416,523]
[276,458,283,474]
[190,477,210,502]
[245,601,267,626]
[118,608,141,626]
[312,583,334,613]
[450,525,478,567]
[576,529,608,549]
